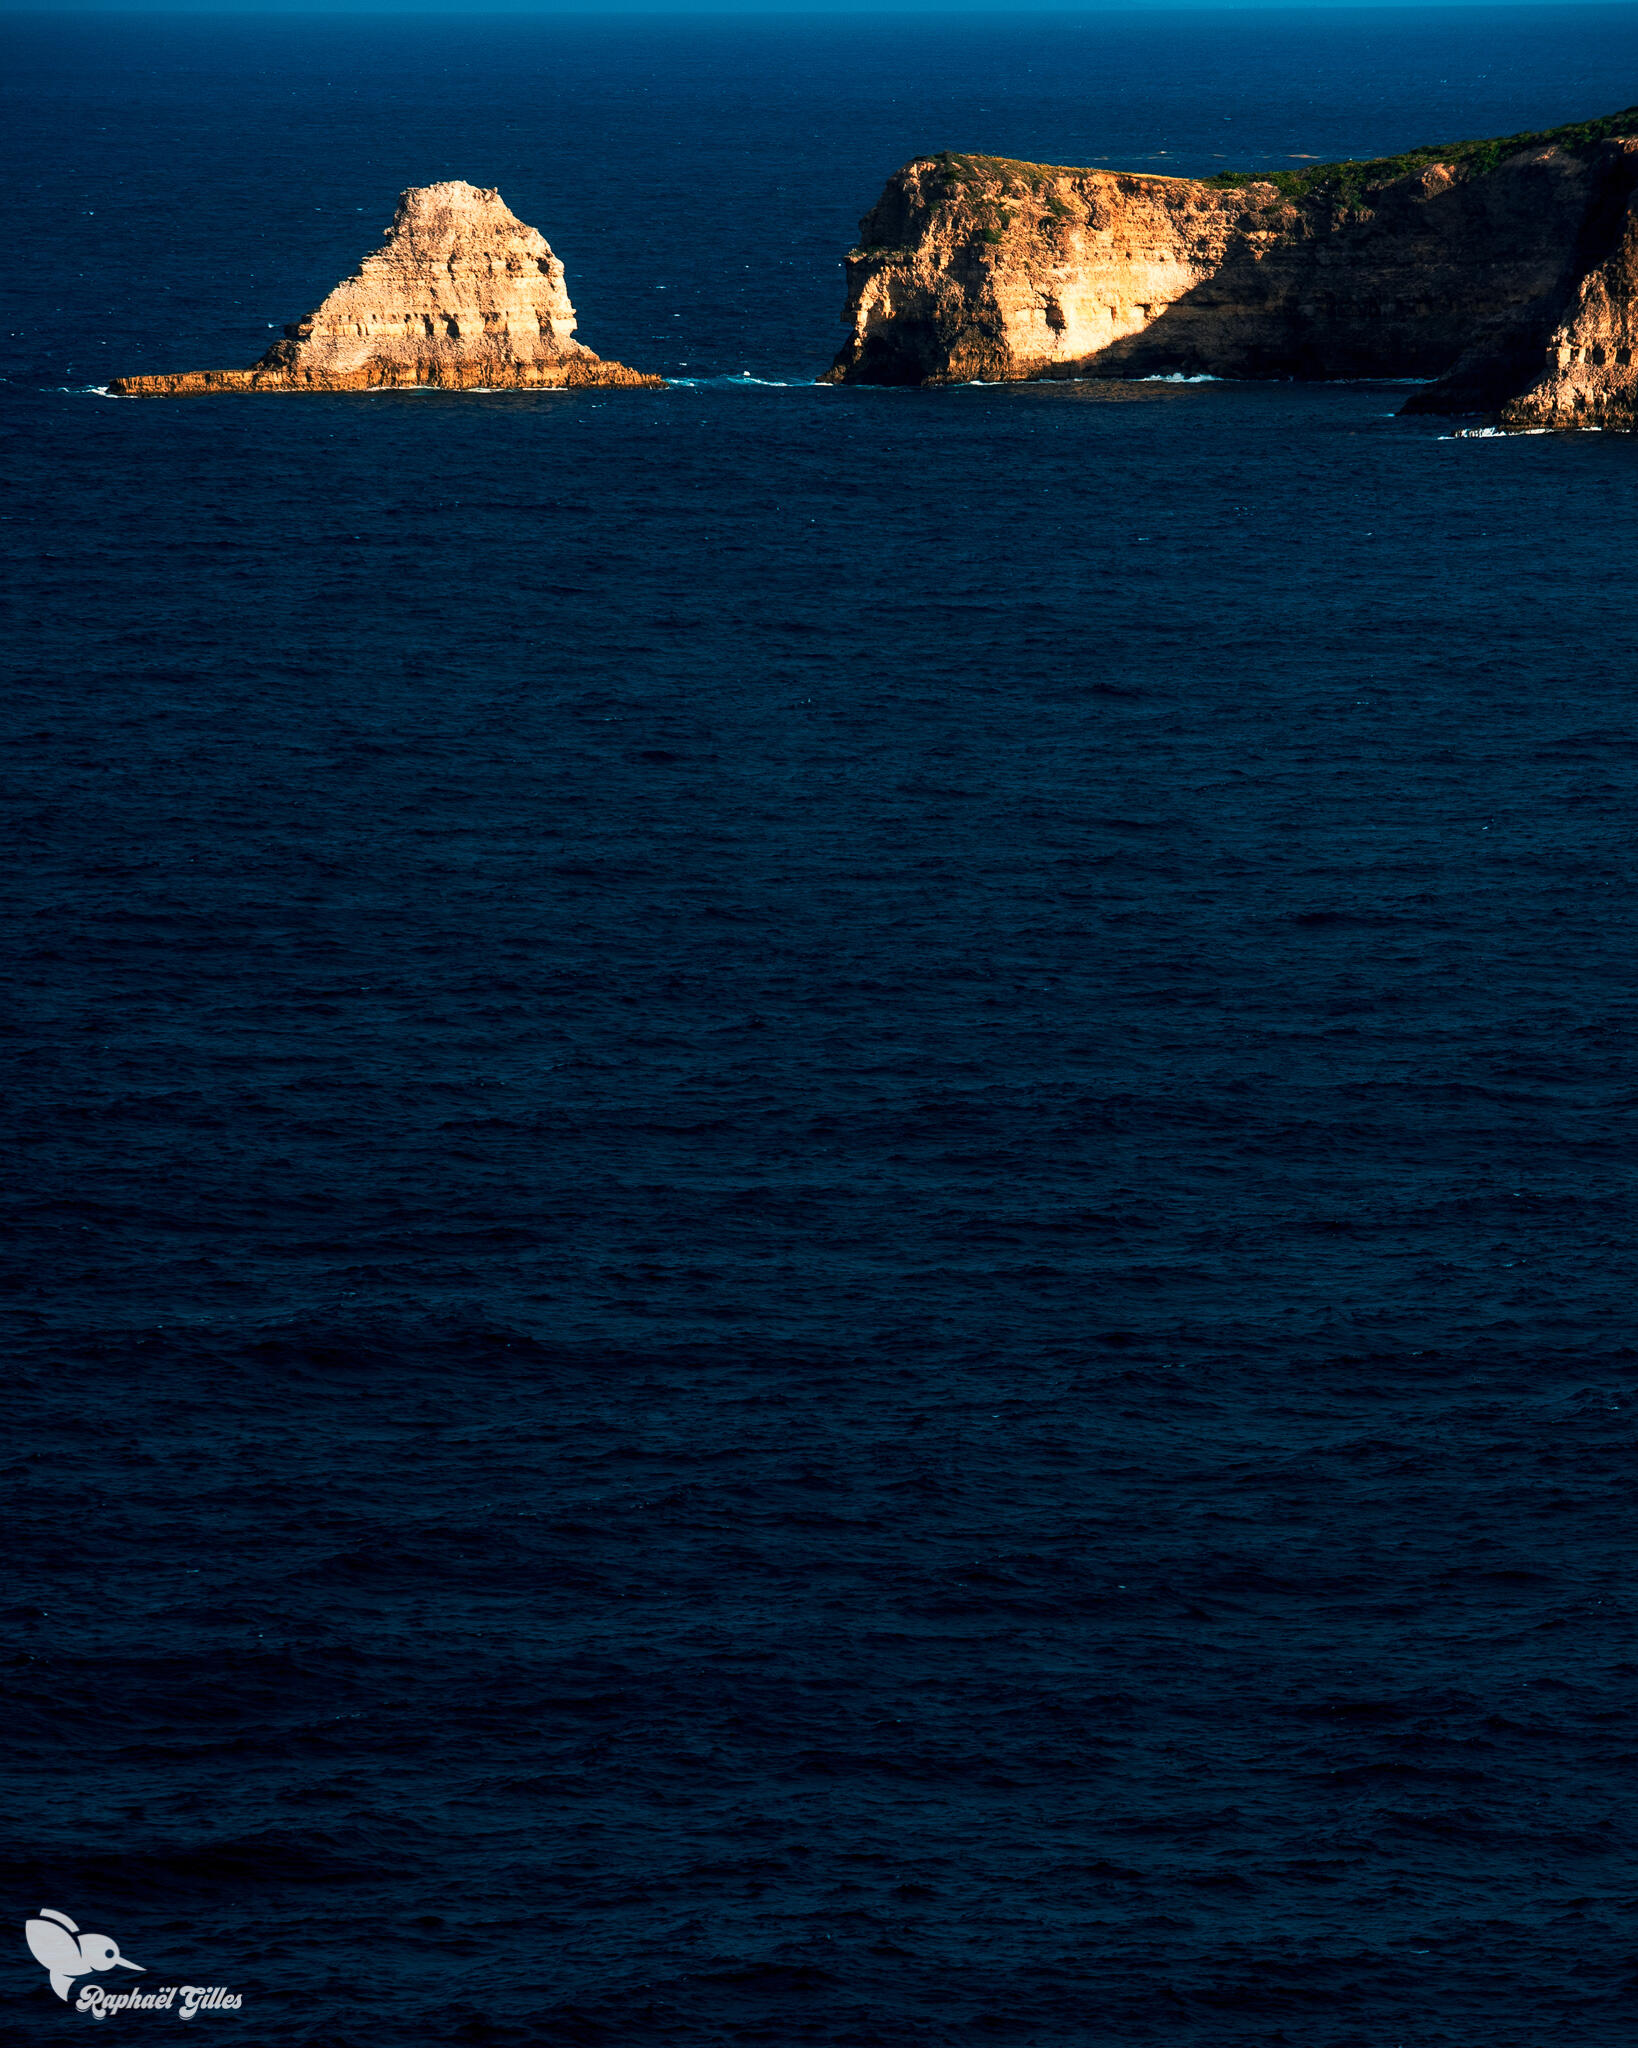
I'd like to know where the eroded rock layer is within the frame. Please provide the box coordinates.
[824,113,1638,429]
[113,182,662,395]
[1502,176,1638,428]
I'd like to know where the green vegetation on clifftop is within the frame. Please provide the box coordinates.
[922,107,1638,211]
[1203,104,1638,201]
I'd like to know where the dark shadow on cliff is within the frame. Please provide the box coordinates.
[1405,145,1638,412]
[842,323,951,386]
[1057,146,1638,416]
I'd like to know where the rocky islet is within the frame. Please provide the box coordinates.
[112,180,664,395]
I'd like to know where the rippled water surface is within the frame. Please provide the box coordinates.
[6,9,1638,2043]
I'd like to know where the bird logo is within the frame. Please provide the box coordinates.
[24,1910,145,2002]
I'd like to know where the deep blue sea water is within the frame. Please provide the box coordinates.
[6,8,1638,2043]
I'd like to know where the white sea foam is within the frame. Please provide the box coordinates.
[668,374,800,388]
[1137,373,1222,384]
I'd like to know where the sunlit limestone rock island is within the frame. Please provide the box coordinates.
[113,181,663,394]
[824,107,1638,430]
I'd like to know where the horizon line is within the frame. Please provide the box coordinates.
[7,0,1636,15]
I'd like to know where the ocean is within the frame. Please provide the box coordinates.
[5,7,1638,2041]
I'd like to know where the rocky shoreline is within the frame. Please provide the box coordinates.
[113,113,1638,429]
[823,109,1638,430]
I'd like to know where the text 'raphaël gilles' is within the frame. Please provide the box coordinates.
[76,1984,243,2020]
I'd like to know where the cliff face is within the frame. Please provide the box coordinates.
[824,118,1638,428]
[113,182,662,395]
[1502,176,1638,427]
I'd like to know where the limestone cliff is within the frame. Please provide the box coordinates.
[1501,173,1638,428]
[824,110,1638,429]
[113,182,662,395]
